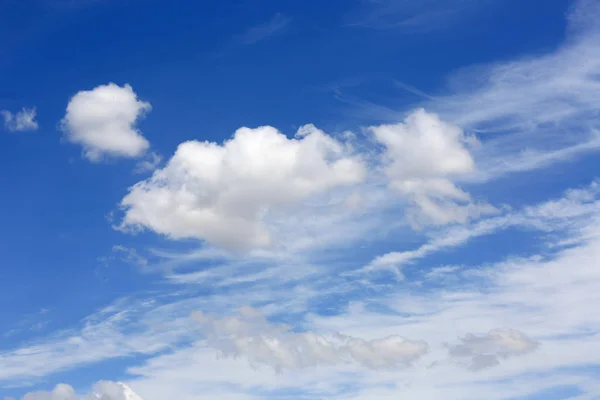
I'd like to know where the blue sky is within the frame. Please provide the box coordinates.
[2,0,600,399]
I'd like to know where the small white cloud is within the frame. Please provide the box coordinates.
[1,108,39,132]
[21,384,76,400]
[90,381,144,400]
[117,125,366,251]
[60,83,151,162]
[447,329,539,371]
[192,307,428,371]
[19,381,143,400]
[372,108,496,226]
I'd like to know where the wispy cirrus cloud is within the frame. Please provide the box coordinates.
[16,177,600,399]
[4,181,600,399]
[364,181,600,274]
[345,0,494,32]
[6,2,600,400]
[338,0,600,184]
[237,13,292,45]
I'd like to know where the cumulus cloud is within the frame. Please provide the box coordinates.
[192,306,428,371]
[21,384,76,400]
[88,381,144,400]
[60,83,151,162]
[1,108,38,132]
[5,177,599,397]
[116,111,502,252]
[117,124,366,251]
[372,108,496,226]
[447,329,539,371]
[18,382,142,400]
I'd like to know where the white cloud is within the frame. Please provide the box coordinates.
[60,83,151,162]
[192,306,428,371]
[424,265,461,280]
[340,0,600,182]
[372,109,475,181]
[5,178,600,399]
[117,124,366,251]
[371,108,497,226]
[116,110,503,253]
[1,108,38,132]
[364,181,600,274]
[428,0,600,181]
[447,329,539,371]
[0,297,197,383]
[6,3,600,400]
[88,381,144,400]
[21,384,76,400]
[19,382,142,400]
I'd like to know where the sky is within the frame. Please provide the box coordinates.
[2,0,600,399]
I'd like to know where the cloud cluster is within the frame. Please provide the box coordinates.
[371,108,496,226]
[192,306,428,371]
[447,329,539,371]
[1,108,38,132]
[7,2,600,400]
[116,109,495,251]
[16,382,143,400]
[117,124,366,250]
[20,384,76,400]
[60,83,151,161]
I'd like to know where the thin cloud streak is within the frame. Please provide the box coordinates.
[238,13,292,45]
[345,0,493,32]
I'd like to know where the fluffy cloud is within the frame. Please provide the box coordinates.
[447,329,539,371]
[88,381,144,400]
[192,306,428,371]
[116,111,501,252]
[1,108,38,132]
[117,124,366,250]
[6,177,599,398]
[18,382,142,400]
[60,83,151,162]
[21,384,76,400]
[371,109,496,226]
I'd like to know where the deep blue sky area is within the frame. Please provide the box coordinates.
[2,0,599,399]
[0,0,575,355]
